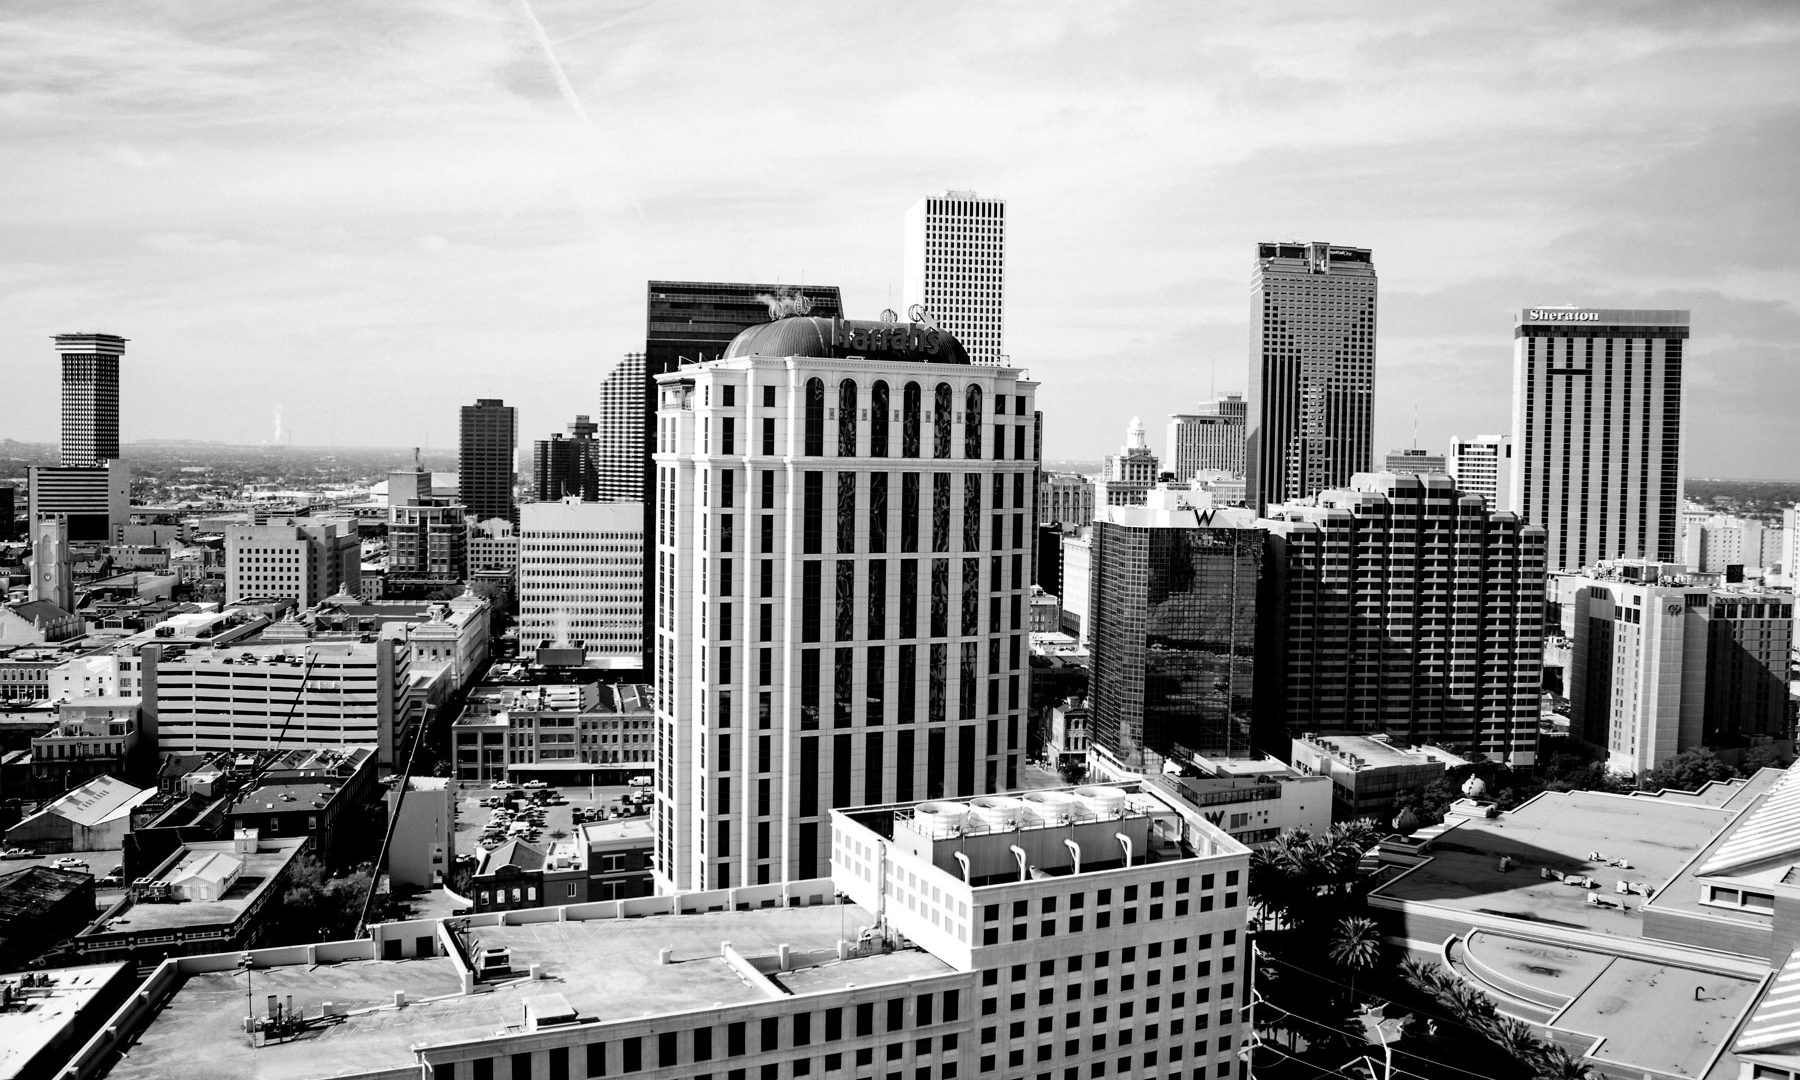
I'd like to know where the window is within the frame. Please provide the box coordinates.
[804,378,826,456]
[933,383,953,458]
[839,380,858,456]
[871,381,890,457]
[902,382,922,457]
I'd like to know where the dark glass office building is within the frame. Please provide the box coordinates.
[639,282,844,668]
[459,398,517,526]
[1087,508,1263,771]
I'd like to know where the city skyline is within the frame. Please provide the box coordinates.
[2,5,1796,476]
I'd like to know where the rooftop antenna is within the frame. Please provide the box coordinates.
[1412,402,1419,451]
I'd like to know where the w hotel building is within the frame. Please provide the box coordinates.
[1509,307,1688,571]
[653,315,1038,891]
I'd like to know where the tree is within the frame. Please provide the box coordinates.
[277,855,373,943]
[1640,748,1736,793]
[1529,1045,1595,1080]
[1739,745,1792,774]
[1058,759,1089,785]
[1327,916,1382,1004]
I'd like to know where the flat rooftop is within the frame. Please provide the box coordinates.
[88,839,306,935]
[1372,790,1733,938]
[1295,733,1465,769]
[1454,929,1757,1080]
[0,963,133,1079]
[109,904,949,1080]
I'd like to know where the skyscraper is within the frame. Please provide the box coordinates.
[1086,498,1262,774]
[459,398,517,526]
[1560,561,1791,773]
[1260,472,1545,764]
[1447,434,1513,511]
[533,415,599,502]
[595,352,645,501]
[1510,307,1687,571]
[641,283,846,673]
[517,500,645,671]
[1165,393,1247,478]
[1246,242,1377,513]
[55,332,126,466]
[652,313,1037,891]
[903,191,1006,365]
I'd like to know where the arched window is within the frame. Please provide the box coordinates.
[902,382,921,458]
[870,381,890,458]
[803,377,825,457]
[933,383,952,458]
[964,385,983,458]
[838,379,858,456]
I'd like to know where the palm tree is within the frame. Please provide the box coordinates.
[1528,1045,1595,1080]
[1491,1018,1541,1064]
[1328,916,1383,1004]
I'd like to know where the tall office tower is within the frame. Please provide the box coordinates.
[1165,393,1247,478]
[517,500,645,671]
[1382,448,1446,474]
[902,191,1006,365]
[1246,242,1378,513]
[1087,498,1263,774]
[1559,561,1792,773]
[1094,417,1159,508]
[1260,472,1546,764]
[1510,307,1688,571]
[533,415,600,502]
[55,332,127,466]
[1447,434,1513,511]
[596,353,646,501]
[224,521,360,606]
[27,458,130,542]
[641,283,846,674]
[652,314,1037,891]
[459,398,517,526]
[0,486,15,542]
[28,514,73,611]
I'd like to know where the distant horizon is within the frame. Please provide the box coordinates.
[4,440,1796,486]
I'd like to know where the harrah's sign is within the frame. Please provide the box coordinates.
[1527,309,1602,322]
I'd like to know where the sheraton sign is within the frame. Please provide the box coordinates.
[1526,310,1601,322]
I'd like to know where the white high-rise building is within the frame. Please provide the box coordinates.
[1447,433,1513,511]
[1510,307,1688,571]
[597,351,646,501]
[224,520,360,606]
[517,499,645,670]
[653,314,1038,891]
[1165,393,1247,478]
[903,191,1006,365]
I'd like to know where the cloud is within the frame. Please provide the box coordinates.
[0,0,1792,478]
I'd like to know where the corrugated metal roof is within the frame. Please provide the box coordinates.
[1736,945,1800,1053]
[1697,761,1800,878]
[27,775,155,829]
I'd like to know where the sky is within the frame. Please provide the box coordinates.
[2,1,1797,476]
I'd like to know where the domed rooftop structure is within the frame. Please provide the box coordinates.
[722,316,970,366]
[1461,775,1488,799]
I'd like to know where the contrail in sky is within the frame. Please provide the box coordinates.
[515,0,593,129]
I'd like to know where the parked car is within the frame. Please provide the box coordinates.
[99,867,125,885]
[1,847,33,859]
[627,775,652,787]
[489,779,514,790]
[521,780,548,789]
[52,857,90,872]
